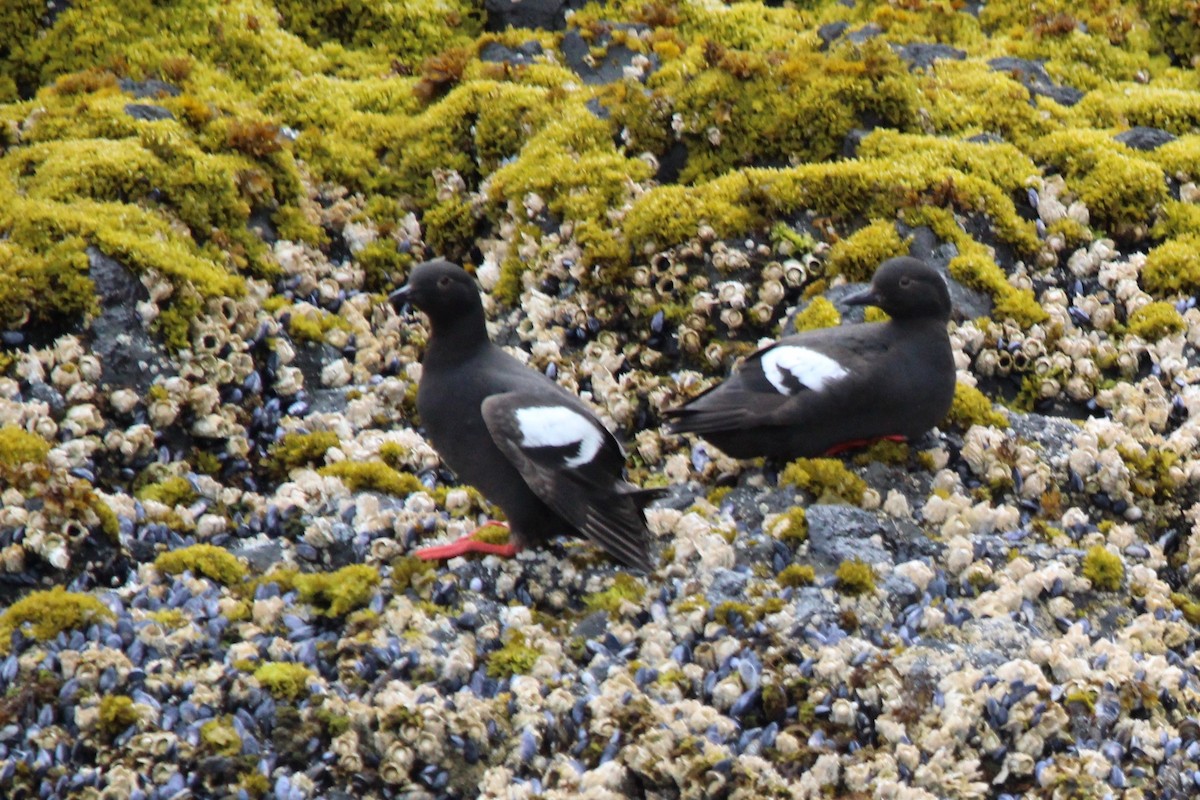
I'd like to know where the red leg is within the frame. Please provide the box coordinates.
[414,521,518,560]
[822,434,907,457]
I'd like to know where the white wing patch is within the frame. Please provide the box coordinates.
[514,406,604,468]
[760,346,849,395]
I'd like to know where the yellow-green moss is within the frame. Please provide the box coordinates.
[486,630,541,678]
[853,439,910,466]
[777,564,815,588]
[0,424,50,480]
[825,220,909,283]
[98,694,139,739]
[155,544,247,585]
[1127,301,1185,341]
[319,460,428,497]
[391,555,435,592]
[135,475,197,507]
[287,307,349,344]
[1082,545,1124,591]
[1143,234,1200,295]
[780,458,866,505]
[293,564,380,617]
[1065,688,1097,712]
[266,430,341,475]
[834,559,876,596]
[946,381,1010,429]
[200,718,242,757]
[1170,592,1200,625]
[792,296,841,332]
[0,586,114,652]
[769,506,809,546]
[583,573,646,614]
[254,662,314,701]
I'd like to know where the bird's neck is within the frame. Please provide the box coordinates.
[425,314,490,365]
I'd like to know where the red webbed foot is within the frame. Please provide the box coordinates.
[414,521,517,560]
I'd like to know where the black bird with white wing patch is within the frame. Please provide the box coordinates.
[389,259,656,572]
[665,256,956,460]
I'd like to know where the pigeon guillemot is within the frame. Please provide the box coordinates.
[389,259,656,572]
[664,256,956,460]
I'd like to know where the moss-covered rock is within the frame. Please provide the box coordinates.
[0,586,114,652]
[155,544,248,585]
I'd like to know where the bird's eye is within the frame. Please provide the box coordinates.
[438,276,452,288]
[899,276,912,288]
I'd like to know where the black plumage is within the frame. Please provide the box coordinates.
[665,256,956,460]
[390,259,655,572]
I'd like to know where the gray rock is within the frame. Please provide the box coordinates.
[485,0,583,33]
[988,56,1083,106]
[561,26,657,85]
[806,504,934,567]
[963,617,1038,667]
[87,247,174,393]
[25,381,66,420]
[707,568,750,605]
[894,42,966,71]
[572,611,608,640]
[124,103,174,121]
[118,78,180,98]
[1115,126,1177,151]
[479,40,544,65]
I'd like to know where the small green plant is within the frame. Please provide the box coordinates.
[777,564,815,587]
[1082,545,1124,591]
[254,662,314,701]
[780,458,866,504]
[583,573,646,613]
[834,560,876,596]
[0,587,114,652]
[155,544,247,585]
[486,631,541,678]
[98,695,139,740]
[293,564,380,616]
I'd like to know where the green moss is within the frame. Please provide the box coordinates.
[1127,301,1185,341]
[147,609,187,628]
[319,460,426,497]
[1170,592,1200,625]
[200,718,243,757]
[777,564,815,588]
[155,544,247,585]
[1117,444,1179,500]
[1143,234,1200,295]
[0,586,114,652]
[287,307,349,343]
[1135,1,1200,66]
[706,486,733,506]
[254,662,314,701]
[266,430,341,475]
[0,424,50,480]
[780,458,866,505]
[853,439,910,466]
[769,506,809,546]
[583,573,647,614]
[98,694,139,740]
[834,559,876,596]
[315,706,351,738]
[825,220,909,283]
[792,296,841,332]
[293,564,380,617]
[946,381,1009,429]
[486,630,541,678]
[391,555,436,593]
[1064,688,1096,712]
[135,475,197,507]
[1081,545,1124,591]
[422,196,477,259]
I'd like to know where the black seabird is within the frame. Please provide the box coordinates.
[665,256,956,460]
[390,259,656,572]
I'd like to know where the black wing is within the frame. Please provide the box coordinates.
[481,393,652,571]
